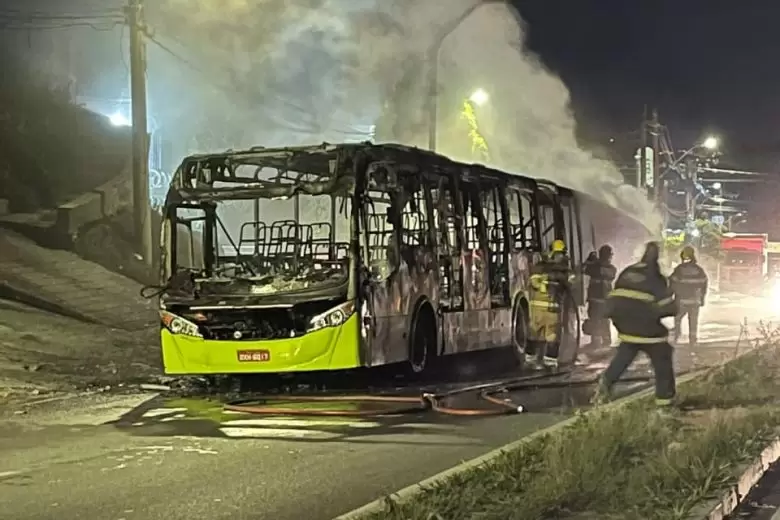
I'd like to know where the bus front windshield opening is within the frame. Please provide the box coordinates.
[172,189,352,296]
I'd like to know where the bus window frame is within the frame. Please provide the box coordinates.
[507,185,542,252]
[361,166,401,278]
[164,202,216,278]
[480,178,512,308]
[460,178,488,254]
[433,171,465,312]
[558,190,585,305]
[536,187,565,251]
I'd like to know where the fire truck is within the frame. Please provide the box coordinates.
[719,233,768,292]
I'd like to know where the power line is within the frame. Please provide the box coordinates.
[141,27,328,134]
[0,7,123,29]
[0,12,121,20]
[144,29,308,114]
[0,20,122,30]
[2,6,372,138]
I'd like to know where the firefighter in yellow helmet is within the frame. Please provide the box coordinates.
[525,239,574,369]
[670,245,708,347]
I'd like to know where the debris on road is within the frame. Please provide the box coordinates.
[139,383,171,392]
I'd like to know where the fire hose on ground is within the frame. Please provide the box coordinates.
[222,370,681,418]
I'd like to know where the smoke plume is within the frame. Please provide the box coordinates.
[147,0,662,232]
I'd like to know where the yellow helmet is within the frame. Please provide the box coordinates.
[681,245,696,261]
[551,239,566,253]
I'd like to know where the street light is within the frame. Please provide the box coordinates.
[469,88,489,106]
[702,136,718,150]
[426,0,506,151]
[109,112,131,126]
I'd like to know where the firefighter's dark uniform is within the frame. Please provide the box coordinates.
[526,240,573,368]
[670,246,708,347]
[583,245,617,348]
[593,242,678,407]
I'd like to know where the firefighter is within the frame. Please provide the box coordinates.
[525,239,574,369]
[592,241,678,408]
[670,245,709,347]
[583,244,617,348]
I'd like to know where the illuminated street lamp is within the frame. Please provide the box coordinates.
[712,182,722,190]
[426,0,507,151]
[702,136,718,150]
[469,88,489,107]
[109,112,131,127]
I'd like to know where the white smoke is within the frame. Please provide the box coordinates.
[147,0,662,232]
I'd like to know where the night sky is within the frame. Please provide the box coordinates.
[515,0,780,172]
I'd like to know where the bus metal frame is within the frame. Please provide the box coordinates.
[157,142,585,376]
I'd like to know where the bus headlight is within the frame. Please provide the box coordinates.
[160,310,203,338]
[308,301,356,333]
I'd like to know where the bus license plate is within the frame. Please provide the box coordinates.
[237,350,270,362]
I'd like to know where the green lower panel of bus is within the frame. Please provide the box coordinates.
[161,313,362,375]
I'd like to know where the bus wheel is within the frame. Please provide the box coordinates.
[408,304,437,376]
[511,301,529,367]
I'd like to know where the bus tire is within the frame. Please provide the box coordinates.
[408,301,437,377]
[511,298,529,368]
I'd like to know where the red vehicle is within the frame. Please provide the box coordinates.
[719,233,768,292]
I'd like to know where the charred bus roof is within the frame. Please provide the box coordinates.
[166,141,570,204]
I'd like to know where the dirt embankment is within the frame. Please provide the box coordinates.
[0,74,131,214]
[0,298,160,405]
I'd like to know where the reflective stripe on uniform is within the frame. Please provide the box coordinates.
[530,300,559,309]
[610,288,673,307]
[609,288,655,301]
[655,397,674,407]
[617,333,668,344]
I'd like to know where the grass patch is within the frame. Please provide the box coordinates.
[361,343,780,520]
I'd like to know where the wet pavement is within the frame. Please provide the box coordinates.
[0,332,762,520]
[0,362,649,520]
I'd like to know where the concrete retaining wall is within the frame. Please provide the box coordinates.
[55,166,132,238]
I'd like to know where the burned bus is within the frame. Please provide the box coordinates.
[157,142,649,376]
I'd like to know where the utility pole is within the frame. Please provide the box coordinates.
[650,109,660,202]
[639,106,647,189]
[126,0,153,265]
[685,154,698,224]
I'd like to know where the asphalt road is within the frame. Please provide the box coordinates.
[0,336,749,520]
[0,288,763,520]
[0,366,656,520]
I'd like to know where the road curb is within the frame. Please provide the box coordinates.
[689,437,780,519]
[333,338,762,520]
[332,369,707,520]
